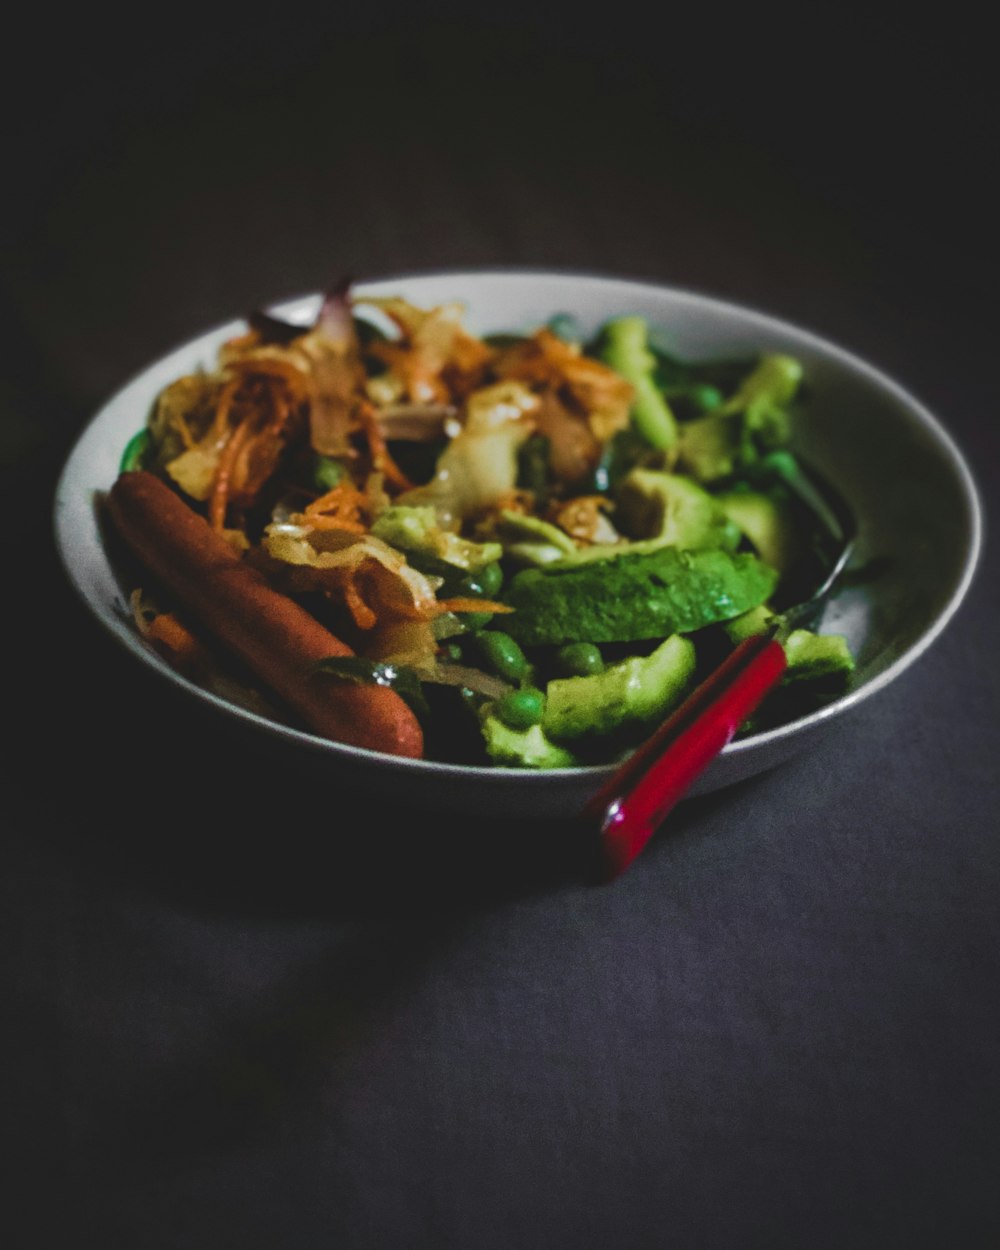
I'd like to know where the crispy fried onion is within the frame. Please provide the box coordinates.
[263,515,511,633]
[362,297,494,405]
[263,525,443,631]
[159,290,451,528]
[152,357,309,529]
[398,381,539,526]
[548,495,624,546]
[262,519,511,670]
[412,662,511,700]
[492,327,635,443]
[222,285,367,459]
[224,327,365,460]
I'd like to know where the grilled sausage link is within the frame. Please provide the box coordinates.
[106,470,424,759]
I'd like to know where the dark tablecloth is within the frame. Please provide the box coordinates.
[4,13,997,1248]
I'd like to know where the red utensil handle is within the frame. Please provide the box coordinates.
[588,634,788,881]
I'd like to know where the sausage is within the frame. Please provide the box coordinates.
[106,470,424,759]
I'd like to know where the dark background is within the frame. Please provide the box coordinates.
[3,10,997,1248]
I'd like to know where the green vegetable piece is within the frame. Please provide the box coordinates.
[599,316,678,450]
[495,509,578,567]
[615,468,741,551]
[432,611,465,641]
[314,656,430,718]
[652,348,758,398]
[675,412,744,483]
[782,629,855,682]
[718,353,802,419]
[479,716,578,769]
[473,561,504,598]
[758,449,800,481]
[312,455,345,492]
[473,631,531,684]
[494,686,546,730]
[721,616,855,682]
[685,383,724,412]
[676,354,802,483]
[723,604,778,643]
[543,634,696,740]
[371,505,503,572]
[555,642,605,677]
[512,467,740,570]
[501,546,778,646]
[716,488,801,573]
[119,429,152,474]
[458,611,493,633]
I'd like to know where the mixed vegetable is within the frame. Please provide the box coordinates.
[115,282,855,767]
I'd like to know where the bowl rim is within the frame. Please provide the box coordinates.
[53,265,984,787]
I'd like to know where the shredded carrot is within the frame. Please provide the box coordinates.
[305,481,367,514]
[435,598,514,615]
[207,369,310,530]
[302,481,371,533]
[209,413,255,531]
[340,577,378,630]
[209,376,240,442]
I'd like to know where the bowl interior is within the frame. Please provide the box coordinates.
[54,270,982,818]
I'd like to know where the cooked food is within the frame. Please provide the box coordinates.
[107,282,854,767]
[107,469,424,758]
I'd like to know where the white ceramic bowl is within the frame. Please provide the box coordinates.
[54,269,983,817]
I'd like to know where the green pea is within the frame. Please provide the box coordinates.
[475,630,531,684]
[475,561,504,598]
[495,686,545,730]
[312,455,344,492]
[555,642,605,677]
[760,449,800,482]
[459,561,503,600]
[459,611,493,633]
[687,384,723,412]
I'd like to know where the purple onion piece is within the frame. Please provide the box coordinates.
[247,276,355,345]
[315,276,356,345]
